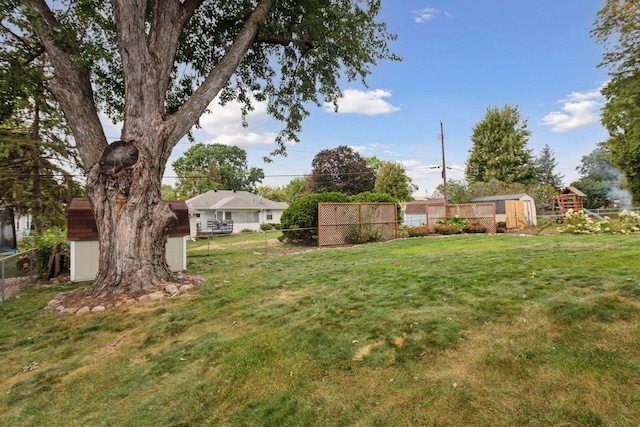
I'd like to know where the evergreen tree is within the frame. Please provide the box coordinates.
[466,105,536,184]
[0,34,83,231]
[535,144,564,190]
[0,129,84,230]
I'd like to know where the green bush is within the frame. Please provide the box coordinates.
[280,192,351,244]
[19,228,68,277]
[345,224,383,244]
[279,192,401,245]
[434,216,467,235]
[260,223,273,231]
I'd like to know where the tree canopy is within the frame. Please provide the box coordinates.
[373,161,416,201]
[466,105,536,184]
[172,143,264,196]
[592,0,640,202]
[1,0,398,293]
[307,145,375,195]
[256,176,307,203]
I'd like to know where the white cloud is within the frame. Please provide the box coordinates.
[412,8,453,23]
[192,95,281,148]
[199,96,270,136]
[207,132,278,147]
[540,88,604,132]
[324,89,400,115]
[349,145,368,153]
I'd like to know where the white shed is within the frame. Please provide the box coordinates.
[471,193,537,228]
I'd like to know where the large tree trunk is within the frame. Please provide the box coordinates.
[86,136,177,296]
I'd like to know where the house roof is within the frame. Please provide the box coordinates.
[186,190,288,211]
[471,193,530,202]
[404,199,447,215]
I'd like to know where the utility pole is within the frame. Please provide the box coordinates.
[440,121,448,217]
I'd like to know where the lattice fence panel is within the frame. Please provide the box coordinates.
[426,203,496,233]
[318,203,398,247]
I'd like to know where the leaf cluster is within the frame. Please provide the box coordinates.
[570,147,626,209]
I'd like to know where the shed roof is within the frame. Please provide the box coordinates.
[186,190,288,211]
[67,198,190,241]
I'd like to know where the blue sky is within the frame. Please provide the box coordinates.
[155,0,610,197]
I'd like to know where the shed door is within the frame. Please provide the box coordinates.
[505,200,525,229]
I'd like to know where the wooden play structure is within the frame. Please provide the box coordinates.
[551,187,586,221]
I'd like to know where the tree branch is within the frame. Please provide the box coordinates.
[164,0,276,151]
[21,0,108,170]
[256,35,316,49]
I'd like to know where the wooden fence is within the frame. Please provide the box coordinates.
[318,203,398,247]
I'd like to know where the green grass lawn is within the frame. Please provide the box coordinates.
[1,234,639,426]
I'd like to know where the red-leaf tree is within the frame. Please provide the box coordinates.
[1,0,398,294]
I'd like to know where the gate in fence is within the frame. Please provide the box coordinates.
[318,203,398,247]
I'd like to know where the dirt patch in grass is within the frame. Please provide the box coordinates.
[352,342,384,362]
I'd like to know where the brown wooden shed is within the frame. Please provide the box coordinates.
[67,198,190,282]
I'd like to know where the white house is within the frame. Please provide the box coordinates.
[471,193,537,227]
[185,190,288,236]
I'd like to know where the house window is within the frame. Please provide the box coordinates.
[215,211,233,221]
[196,222,202,232]
[266,210,273,221]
